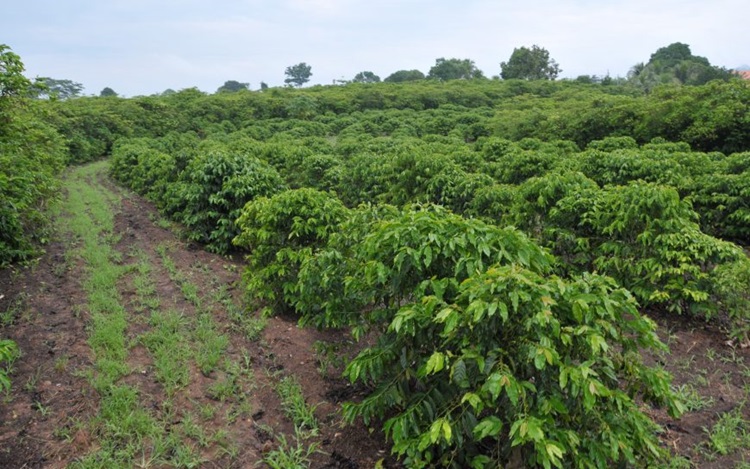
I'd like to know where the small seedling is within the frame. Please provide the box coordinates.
[703,405,750,456]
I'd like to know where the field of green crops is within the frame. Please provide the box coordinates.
[3,43,750,467]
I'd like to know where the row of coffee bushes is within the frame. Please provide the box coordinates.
[49,77,750,166]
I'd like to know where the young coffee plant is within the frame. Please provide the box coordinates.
[295,203,551,334]
[514,178,750,339]
[302,205,685,467]
[233,188,349,314]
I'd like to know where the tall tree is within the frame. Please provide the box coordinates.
[99,87,117,97]
[352,71,381,83]
[629,42,733,91]
[284,63,312,87]
[427,58,484,81]
[383,69,425,83]
[500,45,561,80]
[216,80,249,93]
[34,77,84,99]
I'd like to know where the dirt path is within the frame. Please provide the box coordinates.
[0,162,393,468]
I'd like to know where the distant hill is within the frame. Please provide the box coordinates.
[736,64,750,71]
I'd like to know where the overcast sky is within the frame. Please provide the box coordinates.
[3,0,748,97]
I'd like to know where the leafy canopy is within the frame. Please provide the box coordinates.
[501,45,561,80]
[33,77,84,100]
[291,204,681,468]
[384,69,425,83]
[99,87,118,97]
[284,62,312,87]
[629,42,734,90]
[216,80,249,93]
[428,58,485,81]
[352,71,381,83]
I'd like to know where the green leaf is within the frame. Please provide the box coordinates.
[428,418,452,444]
[589,333,609,354]
[442,419,452,443]
[461,392,483,411]
[425,351,445,375]
[429,419,442,443]
[484,372,505,401]
[559,367,569,389]
[546,442,565,466]
[423,245,433,268]
[470,455,492,469]
[473,416,503,440]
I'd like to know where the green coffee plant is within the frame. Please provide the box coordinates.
[575,148,690,188]
[110,138,184,210]
[170,147,286,253]
[296,153,342,192]
[295,204,551,335]
[344,268,681,468]
[424,166,494,214]
[109,139,151,184]
[581,183,747,321]
[0,59,66,265]
[466,183,517,224]
[691,168,750,243]
[711,258,750,342]
[511,171,599,246]
[514,178,750,338]
[297,204,682,467]
[233,188,349,314]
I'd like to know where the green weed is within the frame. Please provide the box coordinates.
[193,312,229,376]
[1,291,29,327]
[262,425,321,469]
[276,376,319,435]
[672,384,716,412]
[141,310,191,394]
[704,405,750,456]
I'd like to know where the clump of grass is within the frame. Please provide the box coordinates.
[703,405,750,456]
[1,292,30,327]
[194,312,229,376]
[263,425,321,469]
[672,383,716,412]
[140,310,191,395]
[276,376,319,435]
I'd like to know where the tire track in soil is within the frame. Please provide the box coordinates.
[0,194,100,468]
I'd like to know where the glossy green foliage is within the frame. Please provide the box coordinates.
[169,147,287,253]
[1,45,66,264]
[356,269,679,468]
[233,188,349,313]
[514,177,750,338]
[110,139,177,203]
[296,204,552,333]
[511,171,600,251]
[690,152,750,242]
[294,204,680,467]
[23,69,750,467]
[584,185,731,306]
